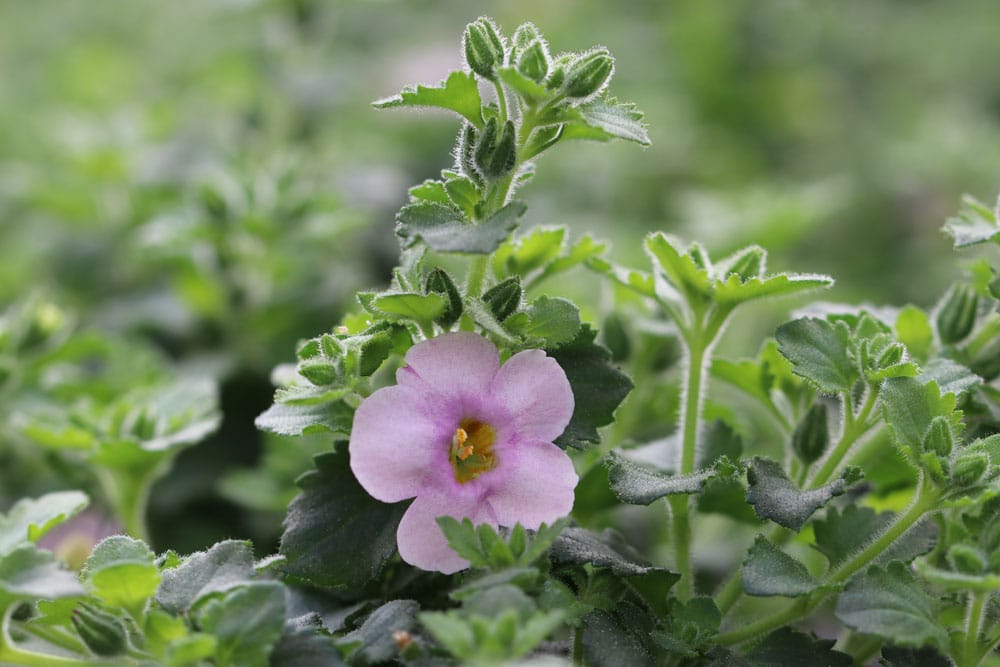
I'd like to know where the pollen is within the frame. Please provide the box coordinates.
[449,418,497,483]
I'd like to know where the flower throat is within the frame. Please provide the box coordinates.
[450,418,497,483]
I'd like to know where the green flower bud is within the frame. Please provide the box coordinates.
[562,48,614,99]
[425,268,463,328]
[464,17,505,80]
[320,332,344,359]
[922,416,954,457]
[474,118,517,181]
[947,544,988,575]
[876,342,904,368]
[953,451,990,487]
[482,277,522,321]
[458,123,482,185]
[511,23,541,53]
[792,402,829,464]
[936,282,979,344]
[299,358,339,385]
[725,246,765,281]
[545,53,575,91]
[517,39,550,83]
[72,603,129,657]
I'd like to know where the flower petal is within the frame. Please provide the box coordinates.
[349,385,450,503]
[396,332,499,402]
[396,491,490,574]
[486,439,577,529]
[491,349,574,442]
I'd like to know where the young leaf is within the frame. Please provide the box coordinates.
[713,273,834,306]
[0,491,88,555]
[896,305,933,362]
[0,544,84,601]
[604,451,734,505]
[196,582,287,667]
[156,540,255,614]
[280,449,408,595]
[373,70,483,128]
[550,527,674,578]
[83,535,160,616]
[549,325,632,449]
[741,536,825,597]
[644,233,713,304]
[516,295,580,346]
[371,292,447,322]
[397,200,525,254]
[745,457,854,531]
[561,98,651,146]
[835,562,949,649]
[942,194,1000,248]
[255,400,354,437]
[916,358,981,398]
[775,318,857,394]
[880,377,959,455]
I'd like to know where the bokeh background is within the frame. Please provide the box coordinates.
[3,0,1000,552]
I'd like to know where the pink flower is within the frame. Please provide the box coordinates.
[349,332,578,573]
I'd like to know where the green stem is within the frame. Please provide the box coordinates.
[0,609,114,667]
[466,256,490,298]
[573,626,584,667]
[493,79,508,123]
[717,473,938,645]
[94,463,163,544]
[807,388,878,489]
[961,590,989,667]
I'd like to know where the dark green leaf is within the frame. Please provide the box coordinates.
[550,527,673,578]
[549,325,632,449]
[156,540,255,614]
[745,628,851,666]
[280,449,407,595]
[581,609,658,667]
[605,451,731,505]
[644,233,713,303]
[835,562,948,649]
[397,200,524,254]
[342,600,418,665]
[269,622,343,667]
[197,582,286,667]
[373,70,483,127]
[745,457,851,531]
[653,597,721,658]
[481,277,522,321]
[741,536,825,597]
[775,318,857,394]
[880,645,953,667]
[517,296,581,346]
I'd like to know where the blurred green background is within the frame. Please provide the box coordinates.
[3,0,1000,551]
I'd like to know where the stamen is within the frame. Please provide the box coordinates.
[458,445,474,460]
[449,419,497,483]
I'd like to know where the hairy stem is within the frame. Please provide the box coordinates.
[961,590,989,667]
[807,388,878,489]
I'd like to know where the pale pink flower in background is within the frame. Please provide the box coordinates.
[349,332,577,574]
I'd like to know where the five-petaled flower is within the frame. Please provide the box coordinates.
[349,332,578,573]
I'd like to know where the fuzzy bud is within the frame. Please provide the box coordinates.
[562,48,614,99]
[947,544,988,575]
[72,603,129,657]
[464,18,505,80]
[474,118,517,181]
[792,402,829,464]
[726,247,765,281]
[482,277,522,321]
[953,451,989,487]
[425,268,463,328]
[936,282,979,344]
[517,39,550,83]
[922,416,954,457]
[545,53,575,91]
[299,358,339,386]
[876,342,904,368]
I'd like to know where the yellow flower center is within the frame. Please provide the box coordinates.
[450,418,497,483]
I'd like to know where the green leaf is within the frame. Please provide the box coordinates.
[371,292,446,322]
[942,194,1000,248]
[255,400,354,437]
[83,535,160,615]
[0,491,88,555]
[396,200,524,254]
[373,70,483,128]
[745,457,852,531]
[644,233,713,303]
[197,582,286,667]
[745,628,851,666]
[549,325,632,449]
[550,527,675,578]
[407,179,451,205]
[741,536,825,597]
[424,268,464,328]
[713,273,833,306]
[342,600,419,664]
[444,176,480,219]
[916,358,981,398]
[497,66,550,104]
[881,377,959,455]
[605,451,734,505]
[495,226,566,278]
[0,544,84,602]
[580,608,658,667]
[835,562,948,649]
[438,517,491,569]
[269,621,344,667]
[775,317,857,394]
[516,295,580,346]
[562,98,651,146]
[653,597,721,658]
[896,305,933,362]
[881,645,953,667]
[156,540,255,614]
[280,449,407,595]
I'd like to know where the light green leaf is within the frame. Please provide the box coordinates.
[916,358,981,398]
[562,98,651,145]
[254,400,354,436]
[942,194,1000,248]
[745,457,853,531]
[0,545,84,602]
[881,377,959,454]
[371,292,446,322]
[444,176,480,219]
[644,233,713,303]
[397,200,524,254]
[895,305,933,362]
[835,562,948,649]
[373,70,483,128]
[495,226,566,278]
[156,540,255,614]
[775,317,857,394]
[496,66,549,104]
[407,179,451,205]
[713,273,833,306]
[197,582,286,667]
[0,491,88,555]
[586,257,654,298]
[83,535,159,615]
[517,296,580,346]
[741,536,825,597]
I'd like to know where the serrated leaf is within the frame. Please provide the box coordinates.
[156,540,255,614]
[745,628,851,666]
[83,535,159,615]
[741,536,825,597]
[713,273,833,305]
[881,377,959,454]
[269,622,344,667]
[397,200,524,254]
[497,66,550,104]
[586,257,655,298]
[371,292,446,322]
[550,527,674,578]
[438,517,490,569]
[280,449,407,595]
[835,562,948,649]
[562,98,651,145]
[444,176,480,219]
[605,451,731,505]
[942,194,1000,248]
[518,296,580,346]
[407,179,451,205]
[197,582,286,667]
[776,317,857,394]
[916,358,981,398]
[255,400,354,437]
[373,70,483,127]
[0,491,88,555]
[644,233,713,303]
[549,325,632,449]
[0,544,84,602]
[745,457,851,530]
[495,226,566,278]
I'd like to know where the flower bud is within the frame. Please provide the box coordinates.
[953,451,989,487]
[545,54,575,91]
[425,268,463,328]
[72,603,129,657]
[482,277,522,321]
[562,48,614,99]
[511,23,541,53]
[458,123,482,185]
[947,544,987,575]
[299,358,339,385]
[936,282,979,344]
[876,342,904,368]
[792,402,829,464]
[725,247,765,281]
[474,118,517,181]
[517,39,549,83]
[922,416,954,457]
[464,17,505,80]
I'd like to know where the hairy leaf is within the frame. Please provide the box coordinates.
[156,540,255,614]
[713,273,833,306]
[881,377,959,455]
[604,451,732,505]
[942,194,1000,248]
[746,628,851,666]
[255,400,354,437]
[342,600,419,665]
[0,491,88,556]
[775,317,856,394]
[0,545,84,602]
[550,527,672,578]
[814,505,937,568]
[373,70,483,127]
[562,98,651,146]
[397,200,525,254]
[197,582,286,667]
[742,536,825,597]
[581,608,658,667]
[745,457,852,530]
